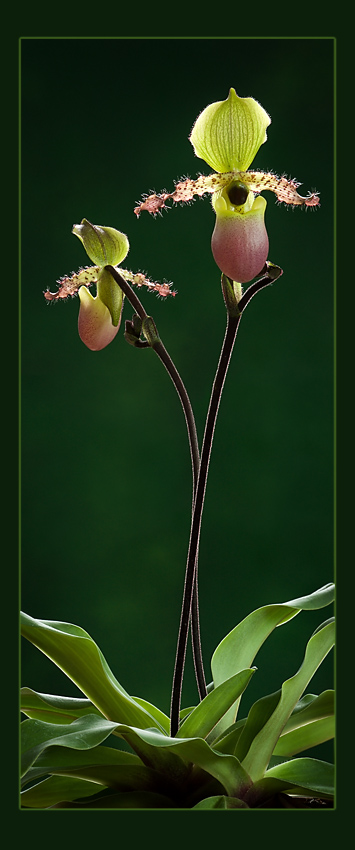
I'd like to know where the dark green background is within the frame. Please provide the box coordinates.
[21,38,334,756]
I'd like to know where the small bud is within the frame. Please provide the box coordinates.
[142,316,160,347]
[72,219,129,267]
[265,261,283,281]
[221,274,241,318]
[124,314,146,347]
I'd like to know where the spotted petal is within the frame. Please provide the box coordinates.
[189,88,271,174]
[134,170,319,217]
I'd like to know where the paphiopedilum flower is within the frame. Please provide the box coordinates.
[134,88,319,284]
[44,219,176,351]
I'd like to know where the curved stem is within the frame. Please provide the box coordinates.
[105,265,207,699]
[170,311,240,736]
[169,268,278,737]
[151,340,207,701]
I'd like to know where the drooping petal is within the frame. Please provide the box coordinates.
[240,171,320,207]
[189,88,271,173]
[211,192,269,284]
[78,286,121,351]
[44,266,100,301]
[134,170,319,217]
[44,266,176,302]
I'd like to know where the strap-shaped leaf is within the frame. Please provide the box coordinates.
[211,584,334,735]
[21,743,142,788]
[21,775,107,808]
[245,758,334,806]
[273,716,334,757]
[213,690,334,758]
[116,726,252,798]
[21,612,164,731]
[177,669,255,740]
[241,619,334,781]
[23,749,169,803]
[132,696,170,735]
[235,690,282,763]
[192,795,249,809]
[21,714,128,777]
[21,712,252,798]
[21,688,103,724]
[280,690,334,735]
[21,775,175,808]
[211,718,246,754]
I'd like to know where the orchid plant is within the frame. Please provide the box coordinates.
[21,88,334,810]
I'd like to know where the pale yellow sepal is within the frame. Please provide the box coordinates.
[72,219,129,267]
[189,88,271,174]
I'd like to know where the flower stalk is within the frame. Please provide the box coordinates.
[105,265,207,700]
[169,263,282,737]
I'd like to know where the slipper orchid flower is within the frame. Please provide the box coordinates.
[134,88,319,284]
[44,220,175,350]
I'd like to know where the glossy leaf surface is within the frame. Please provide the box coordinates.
[21,612,165,732]
[246,758,334,806]
[177,669,254,740]
[241,620,334,780]
[211,584,334,736]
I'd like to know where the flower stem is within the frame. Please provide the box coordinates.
[105,265,207,699]
[151,339,207,701]
[169,266,280,737]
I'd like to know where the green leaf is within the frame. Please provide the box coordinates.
[211,719,246,754]
[192,795,249,809]
[273,716,334,757]
[21,713,190,789]
[177,669,255,740]
[21,743,143,788]
[281,690,334,735]
[21,612,165,732]
[21,688,103,724]
[210,584,334,736]
[132,696,170,735]
[21,775,106,808]
[21,712,255,799]
[179,707,196,722]
[241,619,334,781]
[214,691,334,758]
[23,747,169,799]
[21,714,127,777]
[235,690,282,763]
[245,758,334,806]
[110,725,252,798]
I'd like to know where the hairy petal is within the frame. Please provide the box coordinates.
[241,171,320,207]
[134,171,319,217]
[44,267,176,302]
[44,266,100,301]
[134,173,234,216]
[119,269,177,298]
